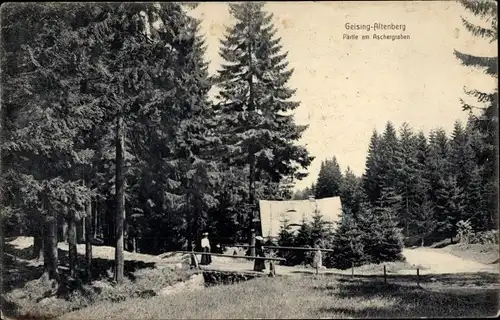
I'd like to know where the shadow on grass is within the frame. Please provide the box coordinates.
[2,244,45,292]
[316,273,499,318]
[2,241,158,318]
[3,242,157,287]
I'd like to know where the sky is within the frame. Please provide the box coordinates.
[188,1,497,191]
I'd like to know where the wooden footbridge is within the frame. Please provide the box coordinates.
[161,244,335,278]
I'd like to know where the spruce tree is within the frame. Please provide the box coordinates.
[362,130,383,206]
[427,128,451,209]
[172,17,220,249]
[293,218,312,265]
[358,205,404,264]
[449,121,476,188]
[413,198,435,247]
[394,123,419,237]
[277,215,296,265]
[328,209,364,269]
[379,122,401,194]
[434,177,465,243]
[412,131,434,245]
[70,3,207,282]
[2,3,96,282]
[465,167,488,231]
[455,0,498,229]
[292,186,312,200]
[215,3,313,227]
[309,209,334,246]
[314,157,343,199]
[339,167,363,218]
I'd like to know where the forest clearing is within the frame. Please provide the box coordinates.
[1,1,498,319]
[2,236,498,319]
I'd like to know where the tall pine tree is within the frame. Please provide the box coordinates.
[455,0,498,230]
[215,3,313,230]
[394,123,418,237]
[362,130,383,206]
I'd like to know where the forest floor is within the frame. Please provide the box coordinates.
[2,237,499,319]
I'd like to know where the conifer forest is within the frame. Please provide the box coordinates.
[1,1,497,289]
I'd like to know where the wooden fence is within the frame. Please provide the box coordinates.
[165,250,286,276]
[227,244,334,275]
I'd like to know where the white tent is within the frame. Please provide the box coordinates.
[259,197,342,239]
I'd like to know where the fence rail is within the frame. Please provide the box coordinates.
[229,244,335,252]
[168,251,286,261]
[164,250,284,276]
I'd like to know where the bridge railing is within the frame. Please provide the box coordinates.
[227,244,334,274]
[227,243,334,252]
[163,250,286,276]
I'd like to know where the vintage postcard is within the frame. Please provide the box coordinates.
[1,1,498,319]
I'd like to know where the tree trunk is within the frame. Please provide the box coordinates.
[104,199,114,246]
[93,200,98,239]
[33,227,44,261]
[81,216,86,244]
[405,183,409,237]
[131,237,136,253]
[246,18,257,257]
[61,220,68,243]
[85,200,93,281]
[114,111,125,284]
[43,214,59,281]
[249,229,256,258]
[248,158,256,257]
[67,217,77,278]
[124,219,129,252]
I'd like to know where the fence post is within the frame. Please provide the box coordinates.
[417,268,420,287]
[269,261,276,277]
[249,229,256,257]
[383,265,387,284]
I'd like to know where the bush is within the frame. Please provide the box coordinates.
[358,207,404,264]
[275,212,335,267]
[326,213,364,269]
[457,220,473,243]
[469,230,499,245]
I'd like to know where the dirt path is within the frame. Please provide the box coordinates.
[402,247,499,275]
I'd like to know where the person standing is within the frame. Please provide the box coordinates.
[200,232,212,265]
[313,241,323,270]
[253,236,266,272]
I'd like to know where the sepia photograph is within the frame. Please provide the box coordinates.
[0,1,498,319]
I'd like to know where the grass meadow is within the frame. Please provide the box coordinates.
[60,273,499,319]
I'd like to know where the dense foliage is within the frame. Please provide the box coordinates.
[1,3,312,283]
[1,1,496,281]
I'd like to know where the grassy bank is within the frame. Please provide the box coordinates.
[444,243,499,265]
[61,273,499,319]
[1,238,193,320]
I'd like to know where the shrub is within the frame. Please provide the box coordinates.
[326,212,364,269]
[358,207,404,264]
[469,230,499,245]
[457,219,473,243]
